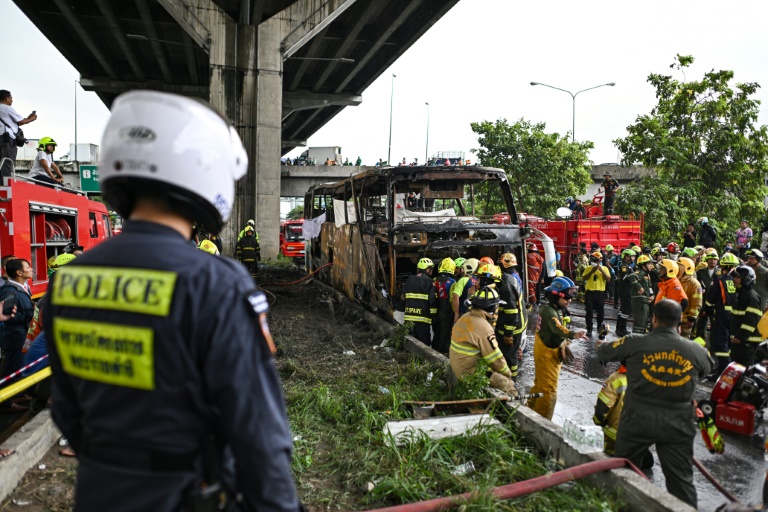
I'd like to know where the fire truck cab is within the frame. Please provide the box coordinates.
[0,178,112,298]
[279,219,305,263]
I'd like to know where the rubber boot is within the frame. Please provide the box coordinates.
[615,313,629,336]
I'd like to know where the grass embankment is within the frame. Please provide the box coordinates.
[274,310,623,512]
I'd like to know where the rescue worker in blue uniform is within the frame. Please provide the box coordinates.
[43,91,301,512]
[701,252,739,379]
[496,253,525,380]
[432,258,457,353]
[402,258,438,346]
[597,299,713,508]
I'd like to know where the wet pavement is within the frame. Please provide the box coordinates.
[516,299,768,511]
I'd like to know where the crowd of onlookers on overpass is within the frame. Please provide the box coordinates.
[280,156,473,167]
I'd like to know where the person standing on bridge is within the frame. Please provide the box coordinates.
[44,91,301,512]
[0,90,37,179]
[597,299,712,508]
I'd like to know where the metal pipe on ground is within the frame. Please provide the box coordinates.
[363,458,648,512]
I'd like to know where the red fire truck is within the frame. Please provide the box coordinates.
[495,194,644,276]
[0,178,113,298]
[279,219,305,263]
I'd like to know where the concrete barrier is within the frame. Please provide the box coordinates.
[0,411,61,502]
[309,280,695,511]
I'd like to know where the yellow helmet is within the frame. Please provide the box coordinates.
[47,255,57,269]
[555,270,564,277]
[720,253,739,267]
[605,244,614,252]
[198,239,220,255]
[499,252,518,268]
[492,264,502,281]
[438,257,456,274]
[417,257,434,270]
[476,262,498,279]
[659,259,679,279]
[53,253,76,267]
[636,254,652,266]
[678,257,695,276]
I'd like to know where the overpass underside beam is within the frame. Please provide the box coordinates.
[162,0,358,258]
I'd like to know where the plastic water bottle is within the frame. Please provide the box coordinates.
[563,413,604,454]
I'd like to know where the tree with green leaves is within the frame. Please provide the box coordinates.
[470,118,594,217]
[614,54,768,245]
[286,204,304,220]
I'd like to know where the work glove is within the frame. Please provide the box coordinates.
[558,340,574,365]
[696,400,725,454]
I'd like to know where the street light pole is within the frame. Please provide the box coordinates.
[425,102,430,164]
[530,81,616,142]
[387,74,396,166]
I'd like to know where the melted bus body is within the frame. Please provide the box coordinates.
[304,166,527,320]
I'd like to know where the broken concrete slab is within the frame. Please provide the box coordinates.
[384,413,501,446]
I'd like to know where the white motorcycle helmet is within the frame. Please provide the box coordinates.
[99,90,248,233]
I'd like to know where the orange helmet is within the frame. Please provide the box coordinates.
[479,256,494,265]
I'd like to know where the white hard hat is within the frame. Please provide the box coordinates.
[99,90,248,233]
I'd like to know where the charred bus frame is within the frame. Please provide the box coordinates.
[304,166,530,321]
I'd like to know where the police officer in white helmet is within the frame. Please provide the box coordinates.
[44,91,301,511]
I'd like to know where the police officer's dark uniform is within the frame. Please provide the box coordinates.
[597,300,712,508]
[615,251,635,335]
[236,227,260,279]
[44,91,300,512]
[402,259,438,346]
[496,255,523,379]
[702,256,738,377]
[627,258,652,334]
[601,173,620,215]
[729,266,763,366]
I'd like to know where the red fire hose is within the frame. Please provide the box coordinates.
[265,262,334,287]
[363,458,647,512]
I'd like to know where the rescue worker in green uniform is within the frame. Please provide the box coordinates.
[730,265,763,366]
[628,254,653,334]
[496,253,525,380]
[527,276,587,420]
[449,286,518,397]
[597,299,713,508]
[402,258,438,346]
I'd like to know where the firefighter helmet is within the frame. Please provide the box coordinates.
[733,265,756,288]
[545,276,578,298]
[492,264,502,281]
[698,217,709,225]
[527,242,538,251]
[247,219,255,226]
[47,255,57,269]
[681,247,697,259]
[605,244,614,252]
[438,257,456,274]
[694,245,704,252]
[198,239,220,256]
[453,257,466,268]
[754,341,768,364]
[499,252,518,268]
[555,270,564,277]
[476,262,497,279]
[621,249,636,259]
[653,242,662,248]
[720,253,739,267]
[470,286,506,310]
[746,248,764,261]
[462,258,479,275]
[631,245,642,254]
[417,257,434,270]
[667,242,680,254]
[659,259,679,279]
[678,257,695,276]
[636,254,652,266]
[38,136,57,151]
[479,256,494,265]
[100,90,248,234]
[53,253,76,268]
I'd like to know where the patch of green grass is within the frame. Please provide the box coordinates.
[285,355,623,511]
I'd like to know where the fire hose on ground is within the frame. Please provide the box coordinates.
[260,262,334,306]
[362,458,647,512]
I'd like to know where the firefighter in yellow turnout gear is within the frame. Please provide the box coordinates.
[593,365,627,455]
[527,277,587,420]
[449,286,518,397]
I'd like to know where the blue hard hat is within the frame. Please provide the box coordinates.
[545,276,578,298]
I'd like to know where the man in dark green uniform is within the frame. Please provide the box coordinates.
[597,300,713,508]
[615,249,636,335]
[628,254,653,334]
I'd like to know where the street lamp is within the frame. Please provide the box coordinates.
[530,81,616,141]
[425,102,430,164]
[387,74,396,166]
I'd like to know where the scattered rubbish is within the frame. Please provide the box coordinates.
[58,437,69,447]
[365,481,376,493]
[425,371,434,383]
[12,499,31,506]
[450,461,476,476]
[384,413,501,446]
[380,339,389,348]
[293,435,303,442]
[412,404,435,419]
[372,345,379,350]
[404,398,507,415]
[378,386,391,395]
[38,464,46,470]
[342,350,356,356]
[563,412,604,454]
[383,347,394,353]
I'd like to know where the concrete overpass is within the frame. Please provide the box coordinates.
[11,0,461,257]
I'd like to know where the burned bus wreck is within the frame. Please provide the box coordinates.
[303,166,531,321]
